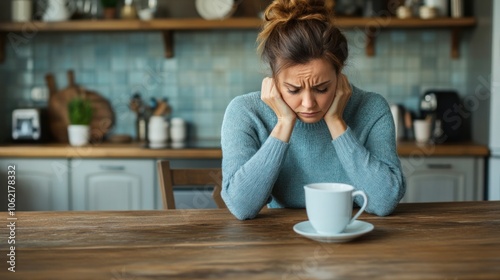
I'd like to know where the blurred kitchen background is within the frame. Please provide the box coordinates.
[0,0,492,145]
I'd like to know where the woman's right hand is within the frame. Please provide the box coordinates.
[261,77,296,123]
[261,77,296,142]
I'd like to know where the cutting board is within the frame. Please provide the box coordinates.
[46,71,115,143]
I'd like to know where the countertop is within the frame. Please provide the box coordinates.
[0,141,489,158]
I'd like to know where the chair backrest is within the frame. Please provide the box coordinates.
[157,160,227,209]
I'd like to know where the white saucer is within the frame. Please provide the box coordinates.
[293,220,374,243]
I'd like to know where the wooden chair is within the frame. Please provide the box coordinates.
[157,160,227,209]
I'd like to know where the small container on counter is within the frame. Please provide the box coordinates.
[148,116,168,149]
[170,118,187,144]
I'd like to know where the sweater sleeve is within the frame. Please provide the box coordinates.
[221,96,289,220]
[332,97,406,216]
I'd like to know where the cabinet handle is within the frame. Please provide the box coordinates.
[427,164,453,169]
[99,165,125,171]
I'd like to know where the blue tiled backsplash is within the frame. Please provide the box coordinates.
[0,29,467,142]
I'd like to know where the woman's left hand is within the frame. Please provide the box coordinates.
[324,73,352,139]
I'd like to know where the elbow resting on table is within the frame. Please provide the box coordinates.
[221,189,258,220]
[366,179,406,217]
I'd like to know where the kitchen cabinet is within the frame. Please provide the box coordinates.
[71,159,155,210]
[0,158,70,211]
[0,17,476,61]
[399,157,484,203]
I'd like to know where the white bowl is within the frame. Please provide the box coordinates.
[138,9,153,20]
[195,0,236,20]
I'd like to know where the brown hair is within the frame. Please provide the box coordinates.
[257,0,348,77]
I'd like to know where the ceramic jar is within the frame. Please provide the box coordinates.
[170,118,186,144]
[148,116,168,149]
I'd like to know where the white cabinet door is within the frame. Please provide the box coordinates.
[400,157,478,203]
[0,158,69,211]
[71,159,155,210]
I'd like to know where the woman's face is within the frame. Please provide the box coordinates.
[276,59,338,123]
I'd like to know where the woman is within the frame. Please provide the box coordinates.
[221,0,406,220]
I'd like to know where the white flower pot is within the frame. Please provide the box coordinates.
[68,125,90,146]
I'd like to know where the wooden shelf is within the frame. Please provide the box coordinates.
[0,17,476,60]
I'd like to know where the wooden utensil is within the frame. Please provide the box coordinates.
[47,70,115,143]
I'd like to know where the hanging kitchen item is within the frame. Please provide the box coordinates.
[46,70,115,143]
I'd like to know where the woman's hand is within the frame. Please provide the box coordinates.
[261,77,296,122]
[261,77,296,142]
[324,73,352,139]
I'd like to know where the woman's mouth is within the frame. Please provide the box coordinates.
[299,112,319,118]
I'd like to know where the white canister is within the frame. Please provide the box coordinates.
[423,0,448,17]
[12,0,33,22]
[170,117,187,143]
[148,116,169,149]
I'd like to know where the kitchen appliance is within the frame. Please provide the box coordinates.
[419,90,467,143]
[11,108,49,142]
[489,1,500,201]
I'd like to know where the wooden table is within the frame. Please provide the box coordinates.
[1,202,499,279]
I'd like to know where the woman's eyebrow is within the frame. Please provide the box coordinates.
[284,81,331,88]
[284,82,300,88]
[312,81,331,87]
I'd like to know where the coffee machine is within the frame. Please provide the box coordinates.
[419,90,468,143]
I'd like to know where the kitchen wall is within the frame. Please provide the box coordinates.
[0,2,483,144]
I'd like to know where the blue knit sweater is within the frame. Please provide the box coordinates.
[221,85,406,220]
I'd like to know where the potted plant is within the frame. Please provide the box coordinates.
[101,0,118,19]
[67,97,93,146]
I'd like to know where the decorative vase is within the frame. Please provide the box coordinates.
[68,125,90,146]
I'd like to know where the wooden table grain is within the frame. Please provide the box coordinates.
[1,201,500,279]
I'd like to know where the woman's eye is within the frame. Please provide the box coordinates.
[316,88,328,93]
[287,88,300,94]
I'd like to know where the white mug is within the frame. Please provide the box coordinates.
[413,119,432,144]
[304,183,368,235]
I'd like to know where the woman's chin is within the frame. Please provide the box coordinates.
[297,116,323,123]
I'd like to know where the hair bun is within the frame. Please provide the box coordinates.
[264,0,332,24]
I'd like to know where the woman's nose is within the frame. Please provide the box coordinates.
[302,91,316,108]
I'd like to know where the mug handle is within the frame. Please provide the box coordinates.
[350,190,368,224]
